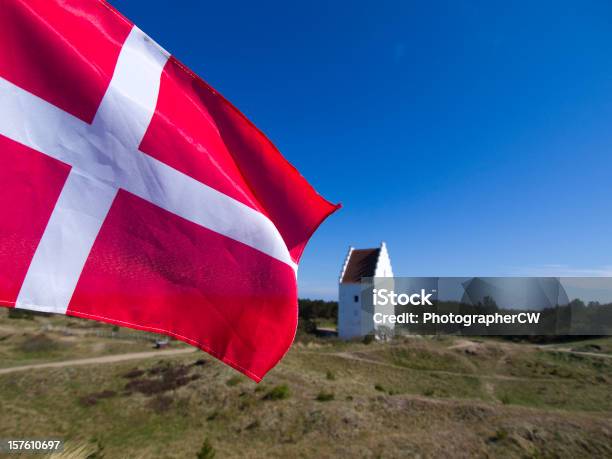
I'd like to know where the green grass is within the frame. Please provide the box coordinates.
[386,346,476,373]
[494,377,612,412]
[0,311,611,457]
[0,311,165,369]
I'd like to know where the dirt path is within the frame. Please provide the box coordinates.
[325,351,554,382]
[451,338,612,360]
[0,338,608,377]
[539,346,612,359]
[0,347,197,375]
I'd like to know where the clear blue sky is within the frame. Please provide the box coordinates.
[112,0,612,299]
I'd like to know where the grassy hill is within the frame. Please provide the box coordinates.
[0,310,611,458]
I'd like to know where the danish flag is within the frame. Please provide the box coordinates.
[0,0,338,380]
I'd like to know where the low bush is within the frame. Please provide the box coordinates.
[226,376,243,387]
[263,384,290,401]
[78,390,116,407]
[363,334,375,345]
[489,428,509,443]
[196,438,216,459]
[18,334,59,353]
[122,368,145,379]
[316,391,335,402]
[124,363,199,396]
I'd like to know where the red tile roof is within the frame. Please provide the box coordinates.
[341,248,380,283]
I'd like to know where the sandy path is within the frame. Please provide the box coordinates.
[0,347,197,375]
[326,350,553,382]
[539,346,612,359]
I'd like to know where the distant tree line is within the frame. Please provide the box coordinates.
[298,299,338,322]
[8,299,339,326]
[297,299,338,336]
[7,308,49,320]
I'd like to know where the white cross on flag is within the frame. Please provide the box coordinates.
[0,0,338,381]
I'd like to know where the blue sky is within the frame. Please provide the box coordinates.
[112,0,612,299]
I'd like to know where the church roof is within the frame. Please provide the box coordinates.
[340,248,380,283]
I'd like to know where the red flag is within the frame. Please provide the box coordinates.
[0,0,338,381]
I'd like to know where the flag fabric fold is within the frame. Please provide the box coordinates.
[0,0,338,381]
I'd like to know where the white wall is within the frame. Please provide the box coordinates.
[374,242,393,278]
[338,283,364,339]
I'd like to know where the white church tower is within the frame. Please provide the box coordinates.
[337,242,393,339]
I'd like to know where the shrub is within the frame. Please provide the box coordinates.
[122,368,145,379]
[196,438,216,459]
[316,391,334,402]
[374,384,385,392]
[246,420,260,430]
[8,309,34,320]
[226,376,243,387]
[325,370,336,381]
[79,390,116,407]
[298,318,318,335]
[489,428,509,442]
[124,363,199,396]
[18,334,59,353]
[85,439,105,459]
[263,384,290,401]
[362,334,375,345]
